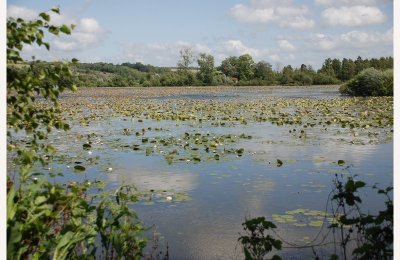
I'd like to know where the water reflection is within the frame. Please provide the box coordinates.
[107,154,199,193]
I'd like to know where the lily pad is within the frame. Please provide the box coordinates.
[74,165,86,172]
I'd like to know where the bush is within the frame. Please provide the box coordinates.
[142,80,152,87]
[340,68,393,96]
[313,72,340,85]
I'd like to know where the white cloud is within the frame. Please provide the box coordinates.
[269,54,280,62]
[52,18,106,51]
[7,5,106,52]
[121,41,212,66]
[314,0,384,6]
[312,28,392,50]
[276,5,309,16]
[79,18,103,34]
[280,16,315,29]
[321,5,386,26]
[250,0,292,8]
[7,5,37,20]
[278,40,295,51]
[339,28,392,46]
[314,34,336,50]
[229,1,315,29]
[222,40,267,57]
[230,4,277,24]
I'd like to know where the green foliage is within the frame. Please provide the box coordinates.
[330,176,393,259]
[219,56,239,78]
[7,179,145,259]
[159,70,197,86]
[121,61,170,73]
[236,54,255,81]
[197,53,215,85]
[239,217,282,260]
[254,61,275,83]
[312,72,340,85]
[7,9,146,259]
[278,65,294,85]
[339,68,393,96]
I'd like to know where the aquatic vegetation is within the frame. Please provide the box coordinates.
[271,208,330,227]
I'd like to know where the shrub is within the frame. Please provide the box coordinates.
[142,80,152,87]
[339,68,393,96]
[313,72,340,85]
[7,9,147,259]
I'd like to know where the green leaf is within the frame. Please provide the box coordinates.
[48,26,59,35]
[51,7,60,14]
[74,165,86,172]
[83,143,91,149]
[39,12,50,22]
[7,186,17,220]
[276,159,283,167]
[34,196,47,205]
[60,25,71,35]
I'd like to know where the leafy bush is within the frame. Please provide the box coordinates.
[293,73,313,85]
[7,9,147,259]
[312,72,340,85]
[339,68,393,96]
[238,217,282,260]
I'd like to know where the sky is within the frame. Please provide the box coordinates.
[6,0,394,69]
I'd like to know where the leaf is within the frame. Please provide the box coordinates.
[60,25,71,35]
[355,181,366,190]
[53,231,74,259]
[43,42,50,50]
[83,143,91,149]
[337,160,345,166]
[276,159,283,167]
[51,7,60,14]
[34,196,47,205]
[7,186,17,220]
[48,26,59,35]
[39,12,50,22]
[74,165,86,172]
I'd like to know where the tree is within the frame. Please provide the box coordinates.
[254,61,274,82]
[177,47,195,69]
[236,54,255,81]
[341,58,355,81]
[332,58,342,79]
[279,65,294,85]
[219,56,238,78]
[319,58,335,77]
[355,56,365,75]
[197,53,215,85]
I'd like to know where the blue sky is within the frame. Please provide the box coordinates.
[7,0,393,69]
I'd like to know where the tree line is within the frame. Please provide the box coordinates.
[10,47,393,88]
[77,53,393,88]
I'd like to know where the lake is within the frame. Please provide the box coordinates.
[23,86,393,259]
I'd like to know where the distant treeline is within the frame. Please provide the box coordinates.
[9,55,393,88]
